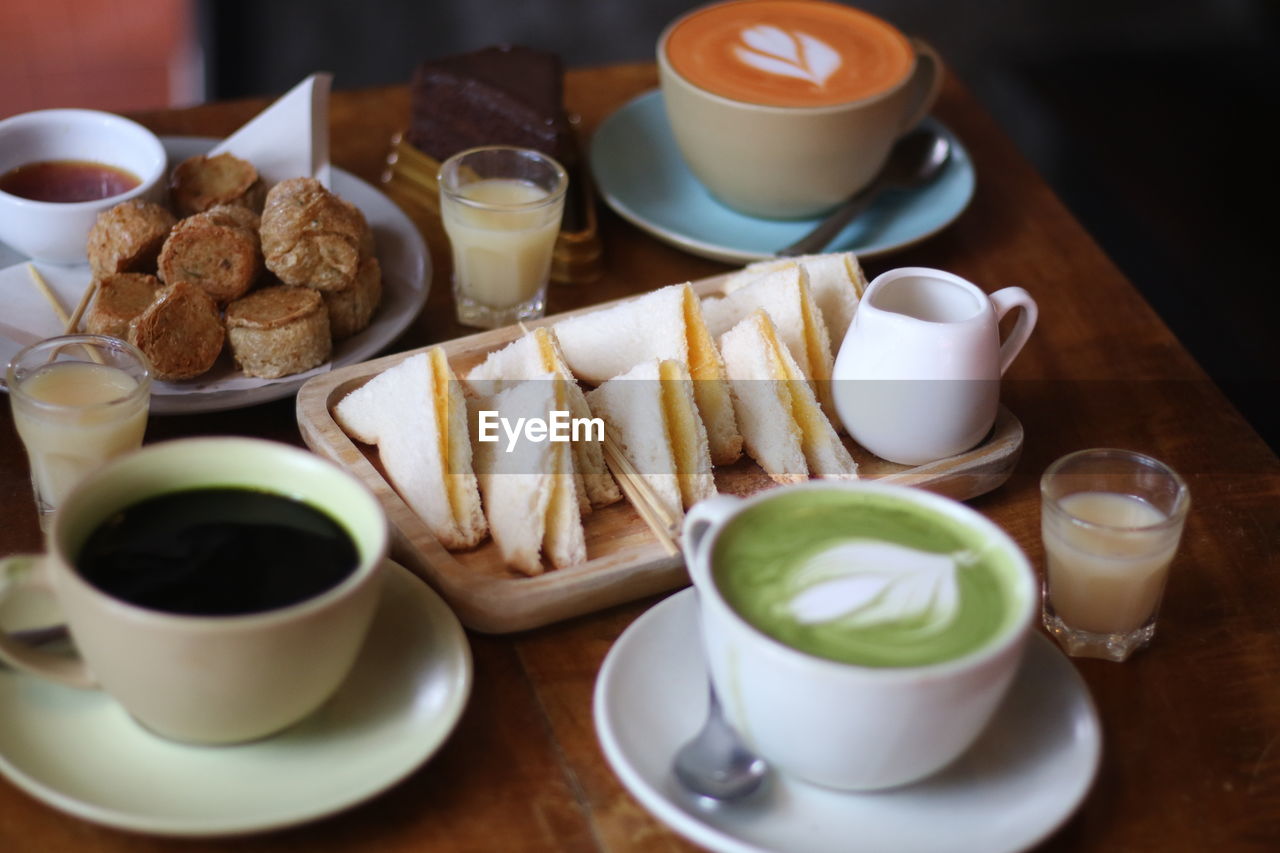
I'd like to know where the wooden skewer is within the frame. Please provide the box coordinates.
[64,278,100,335]
[26,264,105,364]
[601,432,680,556]
[27,264,70,327]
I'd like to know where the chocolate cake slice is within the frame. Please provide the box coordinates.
[408,44,577,170]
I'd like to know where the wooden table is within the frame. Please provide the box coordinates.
[3,63,1278,852]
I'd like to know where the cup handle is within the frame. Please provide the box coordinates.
[681,495,742,583]
[989,287,1039,375]
[0,555,95,688]
[898,39,944,133]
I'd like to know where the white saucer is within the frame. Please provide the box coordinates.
[594,589,1100,853]
[0,561,472,837]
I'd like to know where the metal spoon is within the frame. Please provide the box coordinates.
[777,127,952,257]
[673,681,768,801]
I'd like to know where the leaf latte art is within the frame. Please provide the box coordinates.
[712,490,1022,667]
[664,0,915,108]
[734,25,840,87]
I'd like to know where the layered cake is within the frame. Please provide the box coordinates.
[407,44,577,169]
[397,44,598,277]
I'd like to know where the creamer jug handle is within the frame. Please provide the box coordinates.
[989,287,1039,375]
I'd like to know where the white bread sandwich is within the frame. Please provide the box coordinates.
[701,263,840,429]
[586,359,717,521]
[553,283,742,465]
[719,310,858,483]
[466,327,621,509]
[722,251,868,346]
[469,375,586,575]
[333,348,486,550]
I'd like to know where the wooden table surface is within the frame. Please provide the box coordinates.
[2,63,1278,852]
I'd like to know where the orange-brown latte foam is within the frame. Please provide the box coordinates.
[665,0,914,108]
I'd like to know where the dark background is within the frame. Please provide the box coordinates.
[200,0,1279,451]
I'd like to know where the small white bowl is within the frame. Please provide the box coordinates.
[0,109,167,265]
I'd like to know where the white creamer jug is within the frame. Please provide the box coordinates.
[832,267,1037,465]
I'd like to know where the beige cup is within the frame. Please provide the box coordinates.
[0,437,388,745]
[658,0,941,219]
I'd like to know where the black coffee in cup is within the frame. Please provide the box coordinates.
[77,487,359,616]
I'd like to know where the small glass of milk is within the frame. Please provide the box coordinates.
[1040,448,1190,661]
[438,146,568,329]
[6,334,151,529]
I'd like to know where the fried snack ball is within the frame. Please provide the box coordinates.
[85,199,176,279]
[170,152,266,218]
[225,285,331,378]
[322,254,382,340]
[128,281,225,381]
[85,272,161,339]
[157,204,263,305]
[260,177,370,291]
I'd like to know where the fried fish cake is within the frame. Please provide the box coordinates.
[85,200,176,279]
[128,281,225,381]
[260,177,370,291]
[225,285,331,378]
[85,272,162,339]
[323,254,382,340]
[157,204,263,305]
[170,152,266,218]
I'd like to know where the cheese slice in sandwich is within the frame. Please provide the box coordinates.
[470,374,586,575]
[723,251,868,346]
[333,348,486,550]
[719,310,858,484]
[553,283,742,465]
[586,359,716,522]
[702,263,840,430]
[466,326,621,509]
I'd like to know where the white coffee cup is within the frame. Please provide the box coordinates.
[833,267,1038,465]
[0,437,388,745]
[683,481,1036,791]
[658,0,941,219]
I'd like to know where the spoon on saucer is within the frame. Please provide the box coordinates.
[777,127,952,257]
[673,681,768,801]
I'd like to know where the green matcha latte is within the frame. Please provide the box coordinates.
[712,489,1024,668]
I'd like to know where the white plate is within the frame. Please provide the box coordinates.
[0,137,430,414]
[0,561,471,837]
[589,90,975,265]
[594,589,1101,853]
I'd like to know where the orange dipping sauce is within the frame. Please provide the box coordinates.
[0,159,140,203]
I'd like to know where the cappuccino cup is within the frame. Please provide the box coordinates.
[0,438,388,745]
[658,0,941,219]
[683,481,1035,790]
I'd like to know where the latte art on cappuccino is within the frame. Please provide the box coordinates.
[734,25,840,87]
[664,0,914,108]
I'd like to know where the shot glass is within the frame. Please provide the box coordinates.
[6,334,151,528]
[1040,448,1190,661]
[438,145,568,329]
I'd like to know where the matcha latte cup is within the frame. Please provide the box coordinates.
[683,481,1036,791]
[658,0,942,219]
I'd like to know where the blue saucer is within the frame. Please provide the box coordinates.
[589,90,975,264]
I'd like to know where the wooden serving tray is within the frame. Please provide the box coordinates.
[296,273,1024,634]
